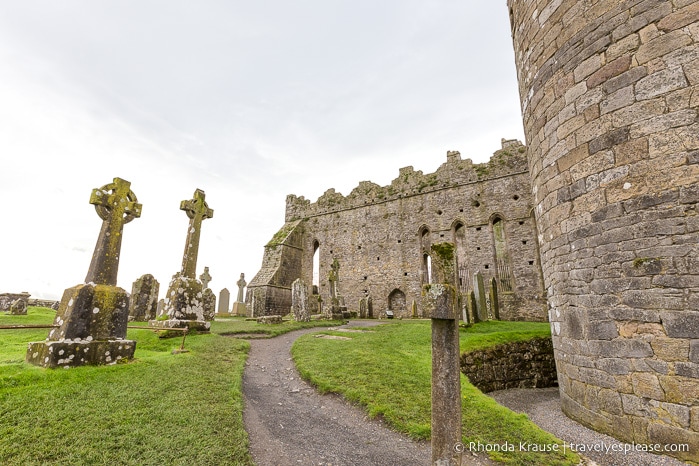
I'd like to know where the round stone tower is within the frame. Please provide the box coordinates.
[507,0,698,461]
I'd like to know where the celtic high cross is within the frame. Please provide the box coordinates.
[85,177,142,286]
[180,189,214,279]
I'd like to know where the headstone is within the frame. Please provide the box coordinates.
[359,297,367,318]
[156,298,165,317]
[232,272,247,316]
[468,290,479,323]
[411,299,418,318]
[26,177,141,368]
[199,266,212,290]
[9,298,27,315]
[0,292,31,311]
[150,189,213,332]
[291,278,310,322]
[473,272,488,322]
[217,288,231,315]
[128,274,159,321]
[422,242,462,466]
[489,277,500,320]
[202,288,216,321]
[366,296,373,318]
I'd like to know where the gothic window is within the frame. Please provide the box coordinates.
[492,217,513,292]
[312,240,320,290]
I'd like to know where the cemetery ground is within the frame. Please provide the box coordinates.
[1,308,579,465]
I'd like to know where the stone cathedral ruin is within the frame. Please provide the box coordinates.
[248,140,548,323]
[247,1,699,461]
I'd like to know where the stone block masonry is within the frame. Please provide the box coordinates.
[249,142,548,321]
[461,337,557,393]
[508,0,698,462]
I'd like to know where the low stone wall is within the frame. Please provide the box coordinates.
[461,337,557,393]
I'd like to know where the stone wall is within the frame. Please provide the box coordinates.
[250,141,547,320]
[508,0,699,461]
[461,337,557,393]
[247,220,305,316]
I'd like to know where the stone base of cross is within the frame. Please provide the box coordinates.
[26,283,136,368]
[231,301,247,317]
[148,273,210,332]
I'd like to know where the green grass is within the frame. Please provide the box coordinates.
[292,320,579,465]
[0,307,252,465]
[209,316,345,338]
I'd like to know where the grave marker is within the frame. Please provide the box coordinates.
[26,177,140,368]
[128,274,159,321]
[150,189,213,332]
[232,273,247,316]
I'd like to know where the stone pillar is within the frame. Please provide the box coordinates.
[423,242,461,465]
[26,177,140,368]
[128,274,159,321]
[508,0,699,461]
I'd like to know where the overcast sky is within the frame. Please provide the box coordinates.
[0,1,525,302]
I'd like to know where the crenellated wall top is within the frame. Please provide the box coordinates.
[285,139,528,222]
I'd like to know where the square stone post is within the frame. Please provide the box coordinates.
[423,242,462,465]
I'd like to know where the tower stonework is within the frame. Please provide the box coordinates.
[508,0,698,461]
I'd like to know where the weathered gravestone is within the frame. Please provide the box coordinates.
[359,296,368,318]
[10,298,28,315]
[1,292,30,311]
[202,287,216,321]
[156,298,165,317]
[422,242,462,466]
[468,290,479,323]
[489,277,500,320]
[411,299,418,319]
[232,272,247,316]
[26,177,141,368]
[150,189,213,332]
[473,271,488,322]
[217,288,231,316]
[291,278,310,322]
[128,274,159,321]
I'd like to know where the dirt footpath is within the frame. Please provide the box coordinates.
[241,324,497,465]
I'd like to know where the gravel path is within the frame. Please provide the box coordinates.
[242,323,496,466]
[490,387,689,466]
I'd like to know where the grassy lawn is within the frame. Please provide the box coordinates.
[210,316,345,338]
[0,307,253,465]
[292,320,580,465]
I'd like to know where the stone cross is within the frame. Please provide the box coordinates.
[85,177,142,285]
[236,273,247,302]
[199,266,212,289]
[179,189,213,279]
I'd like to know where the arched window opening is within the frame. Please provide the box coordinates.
[421,253,433,285]
[492,217,513,291]
[312,241,320,291]
[454,222,469,292]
